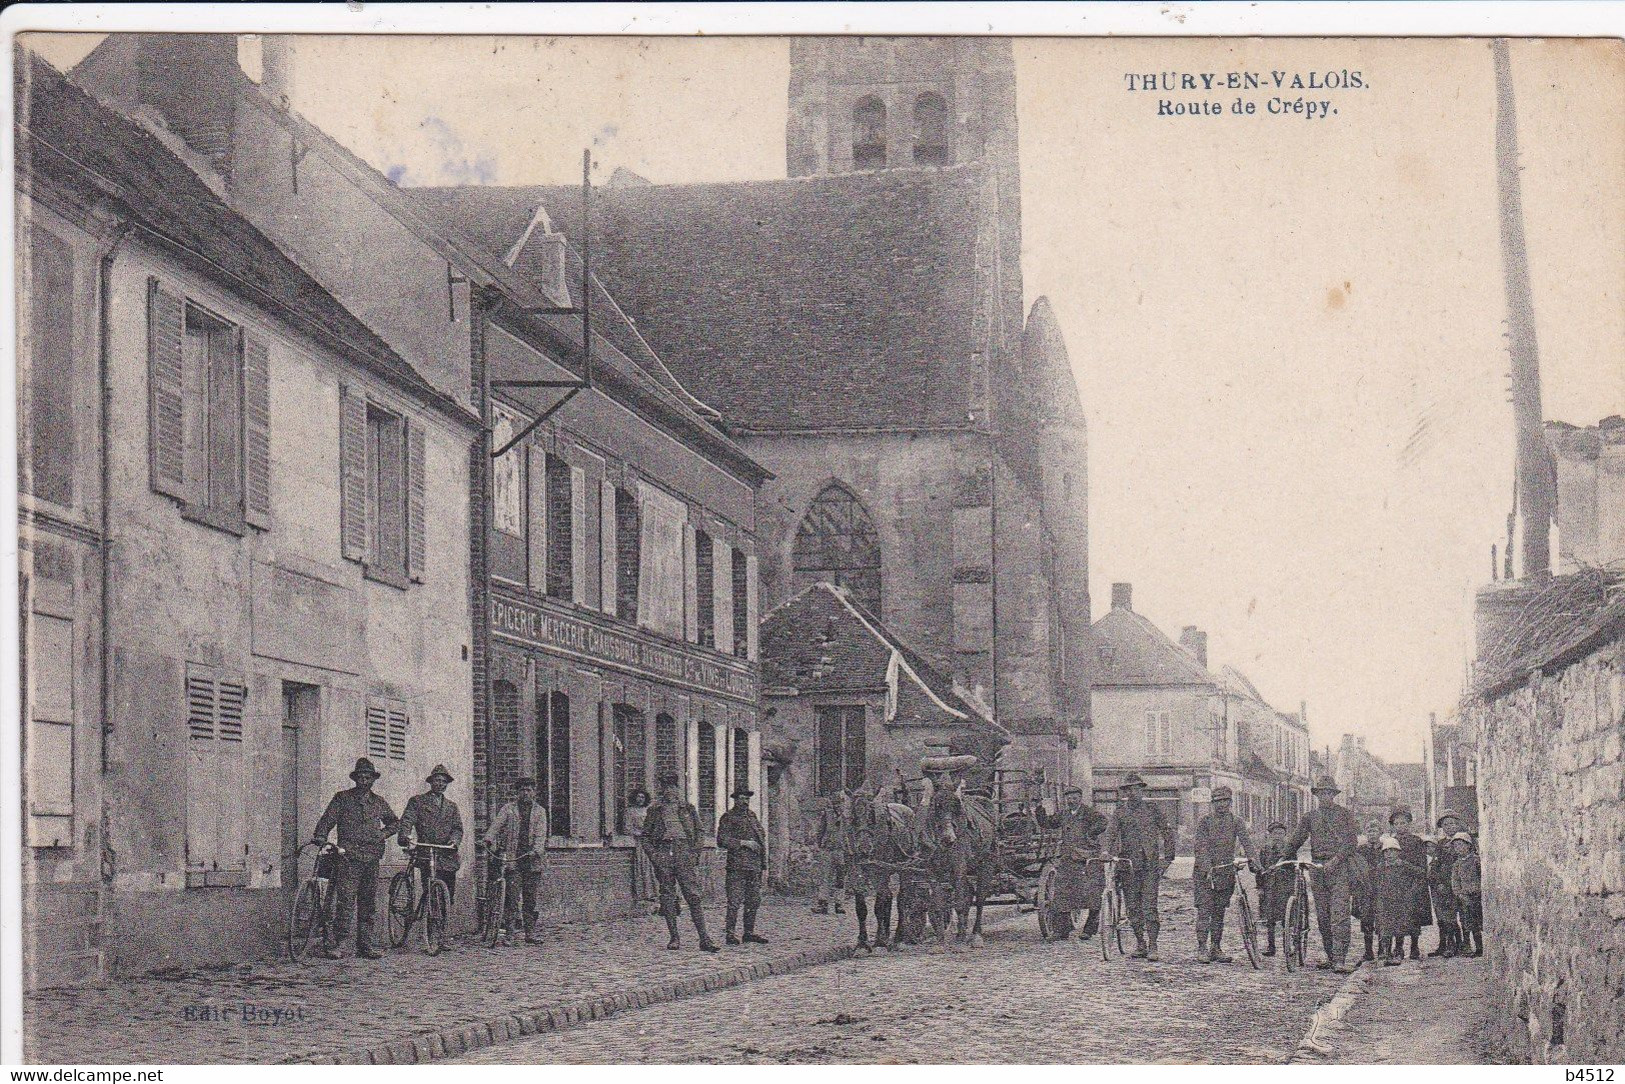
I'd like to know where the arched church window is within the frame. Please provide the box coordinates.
[913,92,949,165]
[852,96,887,171]
[794,482,882,617]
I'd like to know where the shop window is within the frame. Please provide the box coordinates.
[815,706,865,795]
[538,690,572,838]
[794,482,881,617]
[852,96,886,170]
[26,231,74,507]
[613,704,646,834]
[697,721,718,833]
[912,92,949,164]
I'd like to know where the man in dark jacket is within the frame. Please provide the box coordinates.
[645,770,720,952]
[717,786,769,945]
[1192,786,1260,963]
[1037,786,1109,940]
[1286,775,1359,972]
[312,757,399,959]
[1388,804,1432,959]
[397,764,463,902]
[1104,773,1176,961]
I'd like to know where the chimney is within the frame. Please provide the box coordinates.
[503,204,572,309]
[1110,583,1132,611]
[260,35,295,106]
[1179,626,1208,669]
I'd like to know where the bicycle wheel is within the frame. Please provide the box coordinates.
[481,877,506,947]
[1237,885,1260,970]
[1099,887,1117,961]
[289,879,323,963]
[1113,888,1128,956]
[423,878,451,956]
[387,869,416,949]
[1284,890,1304,972]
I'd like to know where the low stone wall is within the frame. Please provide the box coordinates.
[1473,634,1625,1063]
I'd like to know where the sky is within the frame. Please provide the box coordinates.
[26,33,1625,762]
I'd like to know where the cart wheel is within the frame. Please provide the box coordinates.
[1236,885,1260,970]
[1036,861,1058,941]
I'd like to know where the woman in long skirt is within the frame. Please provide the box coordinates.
[626,788,661,912]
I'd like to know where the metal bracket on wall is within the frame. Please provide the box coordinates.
[447,261,469,323]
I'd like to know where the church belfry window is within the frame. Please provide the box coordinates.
[913,93,949,165]
[852,96,886,171]
[794,482,882,617]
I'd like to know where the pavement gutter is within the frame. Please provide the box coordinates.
[1285,961,1375,1064]
[281,941,858,1065]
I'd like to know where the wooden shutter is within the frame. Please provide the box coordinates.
[242,333,272,529]
[599,480,617,614]
[147,278,188,499]
[570,466,588,605]
[406,419,427,582]
[186,671,248,880]
[713,543,734,656]
[745,553,760,661]
[367,702,389,759]
[683,524,699,643]
[527,445,548,591]
[339,386,368,561]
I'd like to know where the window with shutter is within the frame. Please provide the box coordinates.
[185,668,249,885]
[612,704,645,834]
[731,549,750,660]
[745,554,760,662]
[25,614,74,848]
[545,454,573,600]
[540,690,572,837]
[695,532,715,648]
[406,420,426,582]
[526,445,547,591]
[242,334,271,528]
[27,231,75,507]
[697,721,717,833]
[147,279,187,500]
[598,479,617,614]
[366,697,409,762]
[712,542,734,655]
[172,302,252,533]
[615,488,641,622]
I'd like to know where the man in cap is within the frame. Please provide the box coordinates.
[1387,804,1432,959]
[1037,786,1109,940]
[1103,773,1176,961]
[485,776,548,944]
[397,764,463,903]
[1285,775,1360,972]
[716,786,770,946]
[312,757,399,958]
[645,770,721,952]
[1192,785,1260,963]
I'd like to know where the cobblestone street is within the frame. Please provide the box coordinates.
[1306,955,1500,1064]
[22,900,851,1064]
[458,875,1348,1064]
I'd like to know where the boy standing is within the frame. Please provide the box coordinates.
[1256,822,1293,956]
[1448,832,1484,957]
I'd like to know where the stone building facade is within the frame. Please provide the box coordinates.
[19,57,478,983]
[416,35,1094,794]
[1471,584,1625,1063]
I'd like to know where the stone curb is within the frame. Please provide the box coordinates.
[1285,961,1375,1064]
[282,941,857,1065]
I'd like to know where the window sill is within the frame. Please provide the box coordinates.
[180,503,247,538]
[363,562,411,591]
[186,869,251,888]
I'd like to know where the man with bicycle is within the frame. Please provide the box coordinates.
[1285,775,1360,973]
[485,776,548,945]
[1192,786,1260,964]
[397,764,463,902]
[311,757,399,959]
[1103,773,1176,961]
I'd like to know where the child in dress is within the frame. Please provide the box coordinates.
[1373,835,1426,966]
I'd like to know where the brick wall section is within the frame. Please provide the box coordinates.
[1473,635,1625,1063]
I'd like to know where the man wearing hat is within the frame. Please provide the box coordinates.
[1256,820,1294,956]
[1191,785,1260,963]
[1037,786,1109,941]
[716,786,769,946]
[311,758,399,959]
[644,770,720,952]
[1387,804,1432,960]
[397,764,464,903]
[1285,775,1360,972]
[1103,772,1176,961]
[1428,810,1465,958]
[485,776,549,944]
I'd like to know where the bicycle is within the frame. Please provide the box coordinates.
[1087,856,1135,961]
[1208,857,1261,970]
[1267,858,1322,972]
[289,842,345,963]
[387,839,456,955]
[477,845,539,947]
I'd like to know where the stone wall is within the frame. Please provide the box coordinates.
[1473,633,1625,1063]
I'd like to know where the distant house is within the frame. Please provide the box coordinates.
[759,582,1007,889]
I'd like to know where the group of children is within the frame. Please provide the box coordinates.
[1352,804,1484,966]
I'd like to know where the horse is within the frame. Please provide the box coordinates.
[923,781,1002,945]
[845,792,928,950]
